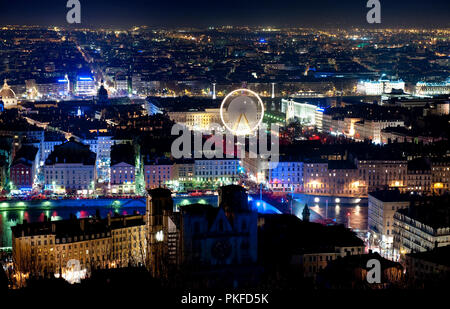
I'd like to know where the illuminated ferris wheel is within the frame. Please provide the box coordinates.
[220,88,265,136]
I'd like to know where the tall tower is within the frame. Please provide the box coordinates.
[146,188,174,277]
[212,83,216,100]
[286,99,295,123]
[302,204,310,222]
[218,185,249,219]
[0,79,18,108]
[64,74,70,94]
[271,82,275,99]
[97,80,109,104]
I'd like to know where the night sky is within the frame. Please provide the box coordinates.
[1,0,449,28]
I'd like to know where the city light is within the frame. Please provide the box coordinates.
[1,5,449,296]
[156,230,164,242]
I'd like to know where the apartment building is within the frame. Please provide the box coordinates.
[358,159,408,194]
[303,160,364,197]
[194,159,239,184]
[12,214,146,282]
[43,140,96,194]
[393,196,450,256]
[267,161,303,192]
[144,159,173,189]
[354,119,404,144]
[406,158,432,195]
[368,190,411,256]
[431,159,450,195]
[110,143,136,194]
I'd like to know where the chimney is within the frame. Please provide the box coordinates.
[51,223,56,233]
[107,213,111,226]
[80,219,85,231]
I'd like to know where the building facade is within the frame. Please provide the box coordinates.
[110,162,136,194]
[368,190,411,258]
[358,160,408,194]
[393,197,450,256]
[43,140,96,194]
[12,214,146,283]
[267,161,303,192]
[144,161,173,189]
[303,160,365,197]
[194,159,239,185]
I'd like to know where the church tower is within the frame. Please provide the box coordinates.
[286,99,295,124]
[0,79,18,108]
[97,80,109,104]
[146,188,178,277]
[302,204,310,222]
[218,185,249,220]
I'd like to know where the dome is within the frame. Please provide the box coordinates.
[0,79,16,99]
[98,84,108,97]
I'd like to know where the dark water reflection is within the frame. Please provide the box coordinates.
[1,196,367,248]
[0,196,219,248]
[292,202,368,231]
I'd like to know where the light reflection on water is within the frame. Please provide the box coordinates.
[1,196,368,247]
[0,196,219,248]
[294,202,368,231]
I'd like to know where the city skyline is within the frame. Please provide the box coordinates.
[0,2,449,296]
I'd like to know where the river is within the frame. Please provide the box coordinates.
[0,195,368,248]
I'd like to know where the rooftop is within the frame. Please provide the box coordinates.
[11,214,145,240]
[397,195,450,229]
[369,189,411,203]
[407,245,450,267]
[12,145,38,165]
[111,143,135,166]
[45,139,96,165]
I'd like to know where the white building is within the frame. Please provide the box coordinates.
[167,108,221,131]
[29,76,70,99]
[0,79,18,108]
[76,76,96,97]
[194,159,239,184]
[115,78,129,95]
[110,162,136,194]
[44,140,96,194]
[394,198,450,256]
[281,99,318,125]
[41,133,66,165]
[415,78,450,96]
[368,190,410,258]
[357,77,405,95]
[83,135,114,183]
[354,119,404,144]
